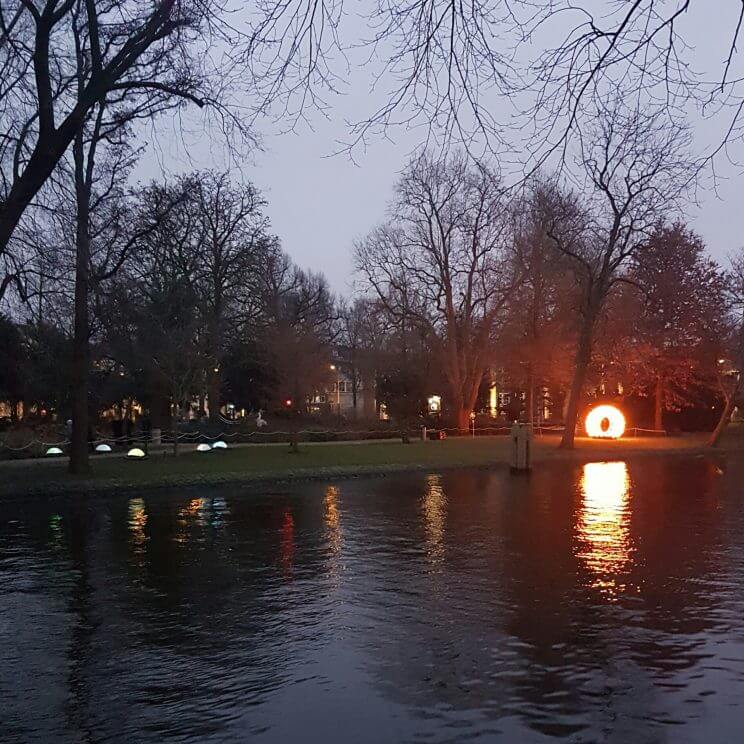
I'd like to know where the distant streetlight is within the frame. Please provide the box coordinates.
[330,364,340,411]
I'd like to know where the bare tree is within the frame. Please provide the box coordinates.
[337,297,381,418]
[105,268,205,456]
[0,0,246,272]
[499,180,577,424]
[356,150,520,430]
[263,264,338,412]
[549,103,695,448]
[190,172,269,421]
[245,0,542,154]
[709,252,744,447]
[104,184,208,439]
[67,132,184,472]
[531,2,744,164]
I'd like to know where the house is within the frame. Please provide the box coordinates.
[309,363,377,418]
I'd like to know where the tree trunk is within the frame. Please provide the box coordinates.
[149,391,169,431]
[708,384,740,448]
[351,367,358,419]
[456,406,471,432]
[654,376,664,432]
[69,261,90,474]
[560,316,595,449]
[362,371,375,418]
[69,136,91,475]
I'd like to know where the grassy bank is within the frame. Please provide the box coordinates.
[2,430,741,498]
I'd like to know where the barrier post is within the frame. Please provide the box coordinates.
[510,422,533,473]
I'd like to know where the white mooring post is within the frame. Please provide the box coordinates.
[510,422,532,473]
[421,425,427,442]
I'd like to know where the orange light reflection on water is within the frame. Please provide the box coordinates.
[325,485,342,555]
[576,461,633,598]
[422,474,447,565]
[279,508,295,577]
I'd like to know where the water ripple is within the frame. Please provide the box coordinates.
[1,457,744,742]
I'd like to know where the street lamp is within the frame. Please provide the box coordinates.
[330,364,340,413]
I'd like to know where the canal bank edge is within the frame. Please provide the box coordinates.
[1,435,737,499]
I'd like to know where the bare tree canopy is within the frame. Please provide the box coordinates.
[709,249,744,445]
[0,0,248,265]
[356,150,519,429]
[546,100,695,447]
[246,0,527,151]
[245,0,744,170]
[530,2,744,156]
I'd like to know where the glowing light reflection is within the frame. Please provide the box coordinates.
[325,485,342,555]
[128,497,148,550]
[279,508,295,577]
[576,461,632,598]
[422,474,447,565]
[175,497,207,544]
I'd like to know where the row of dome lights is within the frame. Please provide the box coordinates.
[45,441,229,458]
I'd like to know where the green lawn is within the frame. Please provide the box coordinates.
[3,438,507,494]
[2,431,739,497]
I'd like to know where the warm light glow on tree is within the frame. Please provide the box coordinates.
[585,405,626,439]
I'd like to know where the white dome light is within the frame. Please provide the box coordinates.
[45,447,64,456]
[95,444,112,453]
[212,440,227,450]
[127,447,146,459]
[196,443,212,452]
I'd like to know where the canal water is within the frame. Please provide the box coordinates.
[2,456,744,743]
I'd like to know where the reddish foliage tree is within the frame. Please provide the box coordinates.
[622,224,729,431]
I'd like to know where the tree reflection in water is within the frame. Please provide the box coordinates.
[3,458,743,742]
[576,461,633,598]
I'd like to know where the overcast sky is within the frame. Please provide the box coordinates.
[138,2,744,295]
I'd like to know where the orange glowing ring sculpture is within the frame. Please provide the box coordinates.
[585,404,626,439]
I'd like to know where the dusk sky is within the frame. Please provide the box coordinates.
[252,117,744,294]
[137,2,744,294]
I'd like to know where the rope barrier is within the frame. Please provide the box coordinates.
[0,422,673,458]
[0,426,409,456]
